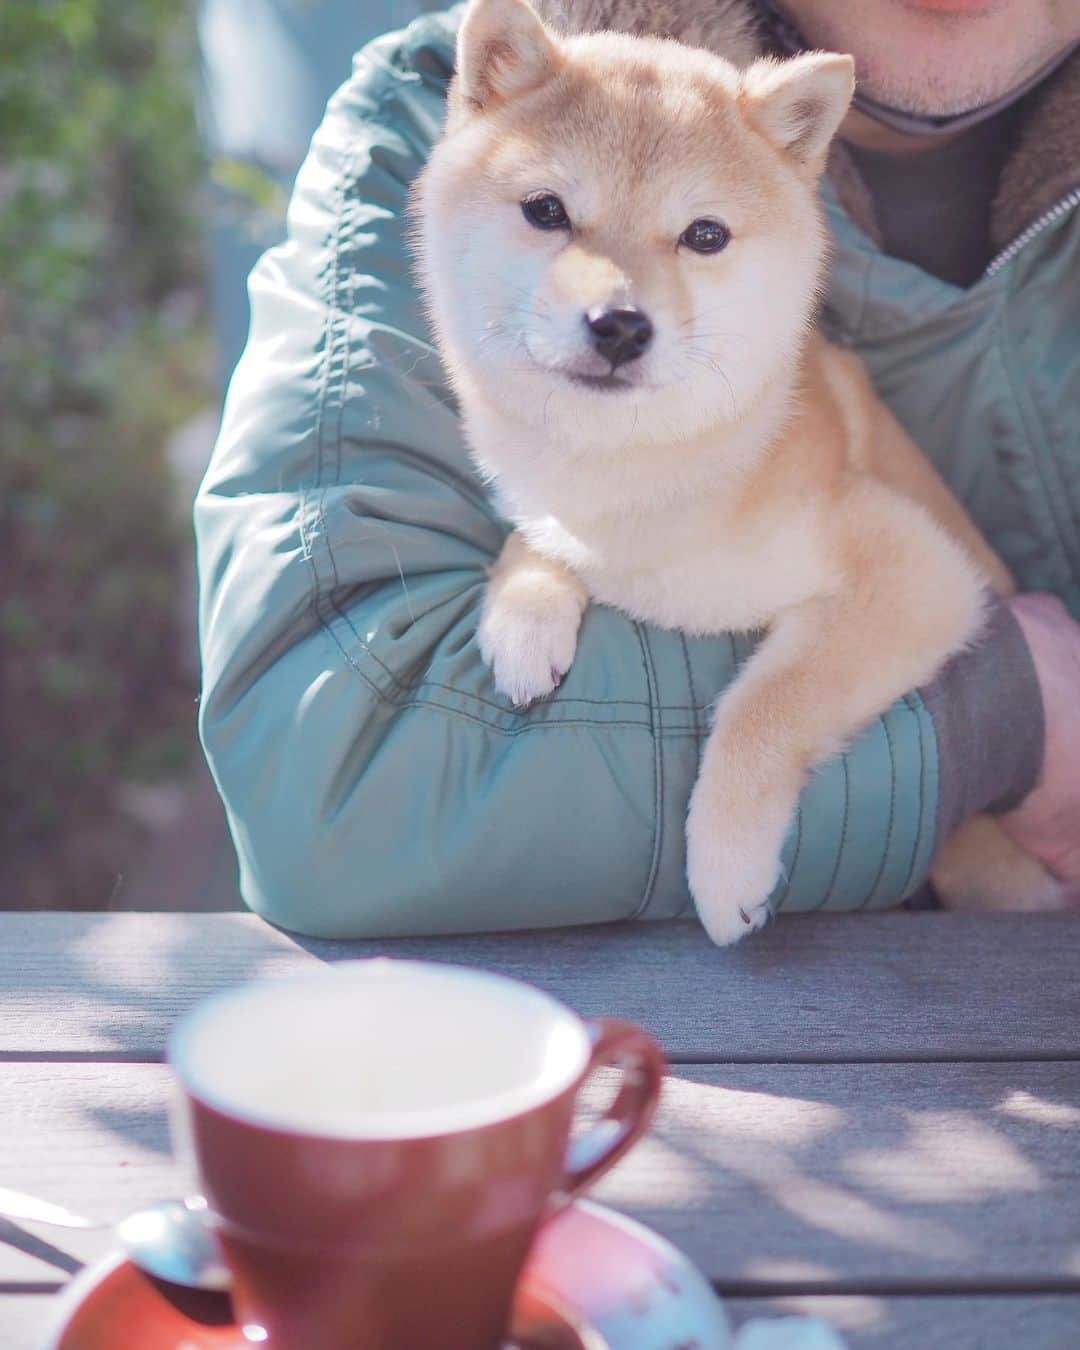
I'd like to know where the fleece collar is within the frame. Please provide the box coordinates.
[829,50,1080,254]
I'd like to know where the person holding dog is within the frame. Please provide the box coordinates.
[194,0,1079,937]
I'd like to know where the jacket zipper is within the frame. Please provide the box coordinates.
[983,186,1080,276]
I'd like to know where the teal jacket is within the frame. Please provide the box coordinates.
[195,8,1080,938]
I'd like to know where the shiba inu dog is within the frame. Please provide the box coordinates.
[413,0,1058,942]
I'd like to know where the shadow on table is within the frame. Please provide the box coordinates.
[72,1063,1079,1295]
[9,913,1078,1298]
[0,1218,83,1280]
[587,1065,1073,1291]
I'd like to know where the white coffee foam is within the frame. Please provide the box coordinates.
[169,961,591,1138]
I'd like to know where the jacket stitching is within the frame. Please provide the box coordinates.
[327,183,380,641]
[862,710,897,909]
[324,551,717,718]
[632,622,665,918]
[818,754,850,911]
[309,139,357,640]
[324,593,707,732]
[313,593,663,734]
[298,489,322,631]
[898,693,927,900]
[330,589,714,717]
[995,313,1080,590]
[400,700,664,736]
[679,633,701,752]
[334,173,362,489]
[854,248,874,339]
[729,629,745,675]
[774,803,803,915]
[302,139,355,636]
[319,478,345,626]
[679,631,703,916]
[314,147,353,494]
[317,620,688,736]
[338,610,661,713]
[319,84,420,671]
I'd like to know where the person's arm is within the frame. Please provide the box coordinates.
[196,10,970,939]
[920,598,1045,840]
[1000,594,1080,895]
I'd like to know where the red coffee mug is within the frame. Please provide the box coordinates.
[168,961,664,1350]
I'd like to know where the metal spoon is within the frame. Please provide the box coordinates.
[0,1187,230,1291]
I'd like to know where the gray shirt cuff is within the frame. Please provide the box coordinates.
[920,597,1045,841]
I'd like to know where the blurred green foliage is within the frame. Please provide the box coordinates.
[1,0,210,899]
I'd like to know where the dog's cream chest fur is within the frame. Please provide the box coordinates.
[521,495,836,635]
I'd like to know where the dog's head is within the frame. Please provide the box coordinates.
[415,0,853,447]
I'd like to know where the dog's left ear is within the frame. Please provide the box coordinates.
[457,0,562,111]
[738,53,855,173]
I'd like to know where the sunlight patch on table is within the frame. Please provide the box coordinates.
[996,1089,1080,1128]
[746,1169,970,1259]
[845,1111,1041,1202]
[660,1080,846,1146]
[66,912,304,994]
[738,1288,886,1333]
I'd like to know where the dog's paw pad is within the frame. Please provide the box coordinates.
[685,791,785,947]
[695,886,775,947]
[478,596,581,707]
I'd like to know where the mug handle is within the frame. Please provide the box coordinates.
[560,1017,665,1199]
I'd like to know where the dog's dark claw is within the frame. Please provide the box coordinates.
[738,906,751,925]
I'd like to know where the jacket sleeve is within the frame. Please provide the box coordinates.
[194,10,942,939]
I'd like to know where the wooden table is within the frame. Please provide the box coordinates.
[3,911,1079,1348]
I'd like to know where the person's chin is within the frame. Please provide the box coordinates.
[903,0,995,12]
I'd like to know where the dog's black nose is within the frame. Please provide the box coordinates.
[585,307,654,367]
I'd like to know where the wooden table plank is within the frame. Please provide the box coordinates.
[726,1296,1080,1349]
[3,1062,1078,1290]
[6,1290,1080,1350]
[2,912,1078,1060]
[5,1293,1079,1350]
[1,1296,55,1350]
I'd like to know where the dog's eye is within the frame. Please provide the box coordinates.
[521,192,570,231]
[680,218,731,254]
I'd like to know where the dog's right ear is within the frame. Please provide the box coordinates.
[457,0,561,110]
[738,53,855,174]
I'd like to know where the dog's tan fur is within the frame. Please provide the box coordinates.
[413,0,1059,941]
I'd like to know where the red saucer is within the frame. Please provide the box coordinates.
[45,1200,731,1349]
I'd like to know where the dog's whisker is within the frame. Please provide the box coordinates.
[355,352,454,390]
[611,399,640,455]
[677,329,746,344]
[682,352,739,420]
[542,387,557,435]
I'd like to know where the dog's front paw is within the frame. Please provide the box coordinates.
[685,769,793,947]
[478,590,582,707]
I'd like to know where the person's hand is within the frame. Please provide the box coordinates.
[1000,593,1080,893]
